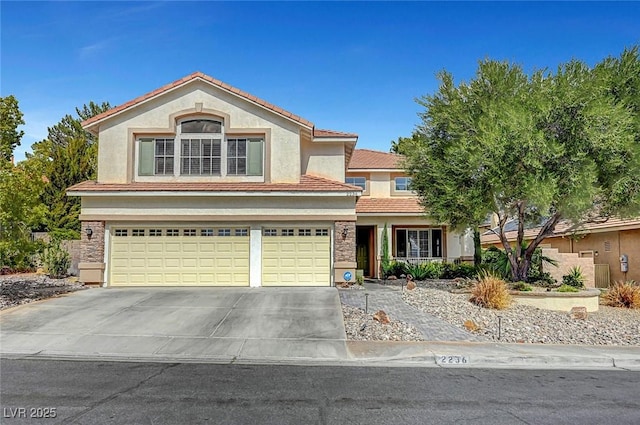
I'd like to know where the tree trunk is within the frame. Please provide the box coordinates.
[473,228,482,266]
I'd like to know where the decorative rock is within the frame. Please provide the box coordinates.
[387,275,398,280]
[463,319,480,332]
[401,283,640,346]
[570,306,588,320]
[341,305,423,341]
[406,281,417,291]
[373,310,391,324]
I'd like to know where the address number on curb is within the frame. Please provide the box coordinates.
[437,355,469,365]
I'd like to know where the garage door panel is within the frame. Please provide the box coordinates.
[110,227,249,286]
[262,228,330,287]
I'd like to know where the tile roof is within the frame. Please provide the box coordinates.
[82,71,315,129]
[356,198,423,214]
[481,217,640,244]
[67,174,362,194]
[313,129,358,138]
[348,149,403,170]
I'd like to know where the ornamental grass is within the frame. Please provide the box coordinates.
[603,281,640,309]
[470,272,512,310]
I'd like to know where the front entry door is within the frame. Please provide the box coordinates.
[356,226,374,277]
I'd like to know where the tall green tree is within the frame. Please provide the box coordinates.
[0,95,25,163]
[28,101,110,239]
[390,132,422,156]
[404,47,640,282]
[0,161,47,268]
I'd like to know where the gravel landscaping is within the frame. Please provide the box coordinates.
[402,281,640,346]
[0,274,86,310]
[342,304,424,341]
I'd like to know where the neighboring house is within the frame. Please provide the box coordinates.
[481,218,640,285]
[347,149,474,278]
[68,72,362,287]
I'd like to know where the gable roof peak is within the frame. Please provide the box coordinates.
[81,71,315,130]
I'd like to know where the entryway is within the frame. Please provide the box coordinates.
[356,226,376,277]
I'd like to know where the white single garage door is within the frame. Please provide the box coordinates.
[109,226,250,286]
[261,227,331,286]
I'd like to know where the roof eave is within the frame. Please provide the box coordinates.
[67,190,361,198]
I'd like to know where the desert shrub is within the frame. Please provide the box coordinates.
[42,239,71,279]
[562,266,585,288]
[405,261,443,280]
[469,272,511,309]
[557,284,580,293]
[511,281,532,291]
[603,281,640,308]
[383,260,406,278]
[482,245,558,283]
[441,262,477,279]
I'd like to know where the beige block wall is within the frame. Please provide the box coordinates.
[546,229,640,284]
[542,248,595,288]
[97,82,302,184]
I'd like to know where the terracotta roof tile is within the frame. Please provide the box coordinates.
[313,129,358,138]
[481,217,640,244]
[349,149,403,169]
[82,71,315,129]
[356,198,423,214]
[67,174,362,194]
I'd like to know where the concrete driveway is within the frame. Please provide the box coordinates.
[0,287,348,362]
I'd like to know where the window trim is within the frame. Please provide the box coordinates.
[345,174,369,195]
[393,227,443,259]
[135,117,266,180]
[394,176,413,192]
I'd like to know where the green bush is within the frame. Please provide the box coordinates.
[0,239,43,272]
[562,266,585,289]
[481,245,558,283]
[440,262,477,279]
[511,281,533,291]
[557,284,580,293]
[382,260,406,278]
[405,261,443,280]
[42,239,71,279]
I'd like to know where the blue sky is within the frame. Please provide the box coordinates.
[2,1,639,161]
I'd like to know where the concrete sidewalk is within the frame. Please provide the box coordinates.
[346,341,640,370]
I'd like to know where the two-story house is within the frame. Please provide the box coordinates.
[348,149,473,278]
[68,72,470,287]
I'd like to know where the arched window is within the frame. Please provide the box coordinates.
[179,119,223,175]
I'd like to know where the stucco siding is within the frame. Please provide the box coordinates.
[301,134,346,181]
[97,81,302,184]
[80,195,356,221]
[368,172,391,197]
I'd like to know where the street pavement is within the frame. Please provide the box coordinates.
[1,286,639,370]
[2,359,639,425]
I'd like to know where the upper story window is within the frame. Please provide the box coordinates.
[395,176,413,191]
[137,118,264,178]
[346,176,366,190]
[181,119,222,133]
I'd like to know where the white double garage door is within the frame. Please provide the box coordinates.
[109,225,331,286]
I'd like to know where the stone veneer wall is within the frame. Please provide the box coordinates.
[81,221,105,263]
[334,221,356,263]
